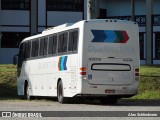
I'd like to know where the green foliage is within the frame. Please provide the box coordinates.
[140,65,160,76]
[132,91,160,99]
[132,65,160,99]
[0,65,17,98]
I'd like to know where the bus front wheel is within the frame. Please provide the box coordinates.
[57,80,68,104]
[25,82,31,100]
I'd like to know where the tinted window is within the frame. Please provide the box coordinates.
[139,33,144,59]
[1,0,30,10]
[58,32,68,54]
[31,39,39,57]
[24,41,31,59]
[155,32,160,59]
[48,35,57,55]
[40,37,48,56]
[62,32,68,53]
[58,34,63,53]
[73,30,78,51]
[68,30,78,52]
[1,32,30,48]
[46,0,83,12]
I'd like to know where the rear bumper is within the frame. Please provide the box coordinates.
[75,94,135,99]
[80,80,139,97]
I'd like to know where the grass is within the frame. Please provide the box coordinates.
[140,65,160,77]
[0,64,160,100]
[0,64,18,99]
[132,65,160,99]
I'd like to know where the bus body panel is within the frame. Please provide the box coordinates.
[18,54,79,97]
[80,20,139,96]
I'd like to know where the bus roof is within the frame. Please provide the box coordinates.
[21,19,136,43]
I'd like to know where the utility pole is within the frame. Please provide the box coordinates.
[87,0,99,20]
[131,0,135,21]
[146,0,153,65]
[31,0,38,35]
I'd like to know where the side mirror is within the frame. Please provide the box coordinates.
[13,54,18,65]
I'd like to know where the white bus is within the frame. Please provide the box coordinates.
[15,19,140,104]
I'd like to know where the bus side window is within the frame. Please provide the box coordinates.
[27,41,31,58]
[31,40,35,57]
[53,35,57,54]
[48,35,57,55]
[18,43,24,64]
[31,39,39,57]
[23,42,27,60]
[44,37,48,55]
[24,41,31,59]
[40,37,48,56]
[62,32,68,53]
[73,30,78,52]
[68,31,74,52]
[40,38,44,56]
[58,34,63,54]
[68,30,78,52]
[35,39,39,57]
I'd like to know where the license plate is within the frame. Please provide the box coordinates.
[105,89,115,93]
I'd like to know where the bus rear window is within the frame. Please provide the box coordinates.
[91,63,131,71]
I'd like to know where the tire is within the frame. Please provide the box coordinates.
[100,98,118,105]
[57,80,68,104]
[25,83,31,100]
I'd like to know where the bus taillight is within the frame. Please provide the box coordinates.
[135,68,139,76]
[80,72,87,75]
[135,68,140,81]
[80,67,87,71]
[135,68,139,73]
[80,67,87,76]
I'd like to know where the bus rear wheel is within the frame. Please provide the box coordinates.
[57,80,68,104]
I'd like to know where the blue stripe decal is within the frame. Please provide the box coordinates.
[91,30,129,43]
[60,57,65,70]
[91,30,106,42]
[63,56,67,70]
[104,30,117,43]
[59,56,68,71]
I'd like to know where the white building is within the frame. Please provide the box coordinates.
[99,0,160,64]
[0,0,160,64]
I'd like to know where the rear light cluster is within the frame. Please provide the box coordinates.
[135,68,140,81]
[80,67,87,75]
[135,68,140,76]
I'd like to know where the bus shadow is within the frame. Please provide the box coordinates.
[35,97,160,107]
[82,99,160,106]
[116,99,160,106]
